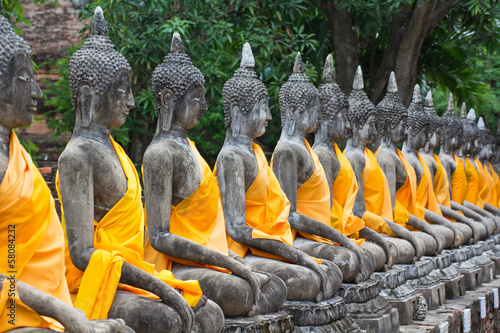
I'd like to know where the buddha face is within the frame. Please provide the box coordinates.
[429,129,440,148]
[238,97,271,139]
[173,83,207,130]
[0,54,42,130]
[295,95,320,135]
[391,116,407,144]
[92,70,134,130]
[358,114,377,146]
[479,142,493,160]
[328,107,349,140]
[407,125,428,150]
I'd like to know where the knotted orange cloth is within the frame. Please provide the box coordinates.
[476,158,494,208]
[488,162,500,208]
[330,144,365,246]
[451,155,467,204]
[144,139,229,273]
[56,137,202,321]
[434,154,451,208]
[390,149,425,228]
[464,157,481,208]
[415,153,442,216]
[217,143,294,260]
[0,132,71,332]
[361,148,395,236]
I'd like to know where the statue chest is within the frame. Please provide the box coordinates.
[93,157,128,217]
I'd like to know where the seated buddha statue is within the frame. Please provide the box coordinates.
[56,8,223,333]
[271,53,375,283]
[343,67,427,264]
[216,43,341,303]
[142,34,287,318]
[375,73,450,255]
[438,101,493,238]
[477,118,500,210]
[419,94,485,243]
[0,15,130,333]
[311,55,393,272]
[401,86,466,248]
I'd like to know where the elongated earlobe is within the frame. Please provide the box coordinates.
[77,81,93,128]
[231,104,240,138]
[160,88,174,131]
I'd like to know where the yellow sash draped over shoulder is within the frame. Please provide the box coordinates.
[144,140,228,273]
[392,149,425,228]
[0,132,70,332]
[222,143,294,259]
[330,144,365,245]
[451,155,467,204]
[416,153,442,215]
[361,148,395,236]
[476,158,493,208]
[293,140,332,244]
[56,137,201,320]
[465,157,480,208]
[489,162,500,208]
[434,154,451,208]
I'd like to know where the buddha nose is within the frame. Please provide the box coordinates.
[126,91,135,108]
[200,97,208,111]
[31,79,42,100]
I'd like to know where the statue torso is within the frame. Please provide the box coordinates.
[344,147,366,177]
[377,148,406,191]
[312,145,340,186]
[404,152,423,184]
[420,151,437,180]
[61,136,127,222]
[275,141,314,187]
[438,152,456,177]
[219,144,259,191]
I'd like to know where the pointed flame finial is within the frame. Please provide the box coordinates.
[425,91,433,107]
[387,71,397,93]
[170,32,185,54]
[412,84,421,104]
[240,42,255,68]
[447,93,454,112]
[460,102,467,119]
[91,6,108,36]
[321,54,335,84]
[352,66,364,90]
[293,52,305,74]
[467,108,476,122]
[477,117,485,130]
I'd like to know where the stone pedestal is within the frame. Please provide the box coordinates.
[347,296,400,333]
[408,275,446,310]
[444,248,471,263]
[490,233,500,245]
[453,260,483,290]
[293,317,362,333]
[279,300,339,327]
[429,265,467,299]
[223,312,295,333]
[470,254,496,283]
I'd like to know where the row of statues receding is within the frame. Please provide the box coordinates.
[1,7,500,332]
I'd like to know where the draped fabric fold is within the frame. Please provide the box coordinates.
[217,143,294,260]
[434,154,451,208]
[416,153,442,215]
[1,132,70,332]
[488,162,500,208]
[330,144,365,246]
[465,157,481,208]
[144,139,229,273]
[56,137,202,320]
[476,158,494,208]
[451,155,467,204]
[361,148,395,236]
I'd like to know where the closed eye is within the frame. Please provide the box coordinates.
[118,89,126,94]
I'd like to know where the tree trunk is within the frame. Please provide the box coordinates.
[317,0,359,95]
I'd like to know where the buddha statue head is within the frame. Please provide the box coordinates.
[441,94,463,153]
[461,108,479,156]
[279,52,320,136]
[0,15,42,132]
[222,42,270,139]
[477,117,494,161]
[68,7,133,131]
[152,33,206,132]
[317,54,349,141]
[347,66,377,147]
[406,84,428,151]
[422,91,445,150]
[375,71,407,146]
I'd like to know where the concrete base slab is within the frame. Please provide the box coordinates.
[383,291,420,325]
[453,262,483,290]
[223,312,295,333]
[350,307,399,333]
[414,282,446,310]
[279,300,338,327]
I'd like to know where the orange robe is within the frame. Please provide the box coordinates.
[391,150,425,228]
[56,137,202,320]
[451,155,467,204]
[361,148,395,236]
[434,154,451,208]
[0,132,71,332]
[465,157,481,208]
[415,153,442,215]
[477,158,494,208]
[144,140,229,273]
[489,162,500,208]
[220,143,294,260]
[330,144,365,245]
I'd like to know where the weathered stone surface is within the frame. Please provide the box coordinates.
[350,307,399,333]
[429,266,466,299]
[372,267,407,289]
[453,261,483,290]
[280,300,338,326]
[421,253,452,269]
[336,279,381,303]
[293,317,362,333]
[223,312,294,333]
[444,248,471,263]
[470,254,496,283]
[394,259,434,279]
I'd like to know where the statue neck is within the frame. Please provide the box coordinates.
[403,139,418,155]
[0,124,10,153]
[422,141,434,154]
[345,137,365,154]
[380,136,398,152]
[280,121,306,145]
[313,125,338,151]
[156,122,188,141]
[73,122,112,143]
[224,130,253,152]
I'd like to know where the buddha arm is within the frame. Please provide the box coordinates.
[358,227,394,269]
[450,201,494,236]
[406,215,443,254]
[345,151,368,218]
[272,148,371,282]
[424,209,461,247]
[216,151,330,299]
[462,200,499,233]
[439,204,485,241]
[0,274,129,333]
[59,150,195,332]
[143,148,260,305]
[377,154,397,208]
[484,202,500,215]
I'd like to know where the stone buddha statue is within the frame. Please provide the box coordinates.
[401,85,467,248]
[312,55,393,272]
[477,118,500,209]
[0,15,131,333]
[343,67,424,264]
[57,8,223,333]
[142,34,287,319]
[216,43,342,305]
[271,53,375,283]
[375,74,449,256]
